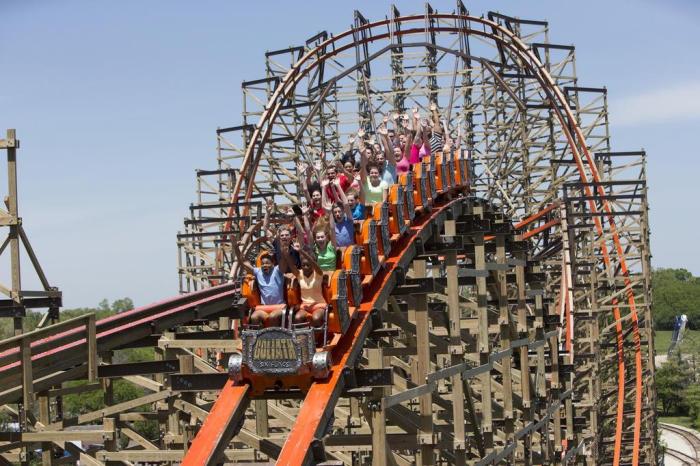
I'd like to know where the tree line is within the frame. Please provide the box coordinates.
[653,268,700,330]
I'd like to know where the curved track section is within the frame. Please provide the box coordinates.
[177,6,655,466]
[660,423,700,466]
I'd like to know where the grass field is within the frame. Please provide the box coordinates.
[654,329,700,355]
[659,415,695,429]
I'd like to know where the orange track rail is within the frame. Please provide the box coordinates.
[181,381,250,466]
[185,198,458,466]
[276,199,457,466]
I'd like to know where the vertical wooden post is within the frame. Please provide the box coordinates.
[549,330,562,455]
[154,337,167,448]
[496,232,514,462]
[445,217,466,466]
[368,346,388,466]
[6,129,23,336]
[515,248,532,463]
[413,259,434,466]
[87,314,97,383]
[179,355,195,453]
[254,400,269,438]
[103,417,117,456]
[533,263,548,462]
[20,337,33,426]
[39,392,53,465]
[163,338,178,449]
[101,351,114,406]
[473,206,493,453]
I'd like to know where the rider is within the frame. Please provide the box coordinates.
[287,242,327,328]
[234,246,290,328]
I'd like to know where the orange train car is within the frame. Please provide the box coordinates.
[228,149,470,394]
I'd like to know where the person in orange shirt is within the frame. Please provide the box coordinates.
[287,241,327,328]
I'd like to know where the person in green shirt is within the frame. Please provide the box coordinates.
[313,224,337,272]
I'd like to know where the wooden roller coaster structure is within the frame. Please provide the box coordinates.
[0,4,656,466]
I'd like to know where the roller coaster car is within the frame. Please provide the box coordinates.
[412,159,432,212]
[398,170,417,222]
[388,184,409,236]
[229,268,354,395]
[435,150,458,194]
[454,150,471,187]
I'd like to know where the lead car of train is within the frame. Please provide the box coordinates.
[228,150,471,394]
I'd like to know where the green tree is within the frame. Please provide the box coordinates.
[656,358,693,415]
[62,380,144,418]
[111,297,134,313]
[652,268,700,330]
[685,383,700,427]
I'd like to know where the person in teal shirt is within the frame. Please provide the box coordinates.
[346,188,365,220]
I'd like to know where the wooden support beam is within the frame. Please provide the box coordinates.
[473,206,493,453]
[446,246,466,466]
[412,259,434,466]
[78,390,172,424]
[496,232,514,463]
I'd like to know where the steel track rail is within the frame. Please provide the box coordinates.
[0,283,239,403]
[660,423,700,464]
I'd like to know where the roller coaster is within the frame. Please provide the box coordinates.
[0,4,657,466]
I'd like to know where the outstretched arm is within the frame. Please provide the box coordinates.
[378,117,396,166]
[430,103,443,137]
[301,204,313,245]
[334,182,353,220]
[401,118,413,163]
[282,246,299,276]
[232,241,255,275]
[327,206,338,249]
[359,145,369,188]
[356,128,368,155]
[299,161,314,206]
[321,182,333,211]
[262,198,275,240]
[297,246,324,275]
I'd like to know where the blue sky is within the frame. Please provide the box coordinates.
[1,1,698,308]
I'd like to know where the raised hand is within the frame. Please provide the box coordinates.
[377,125,388,136]
[322,197,332,211]
[392,112,400,121]
[357,128,366,139]
[429,102,437,112]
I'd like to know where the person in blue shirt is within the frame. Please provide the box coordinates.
[234,244,291,328]
[376,121,397,185]
[324,179,356,247]
[345,188,365,221]
[331,201,354,247]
